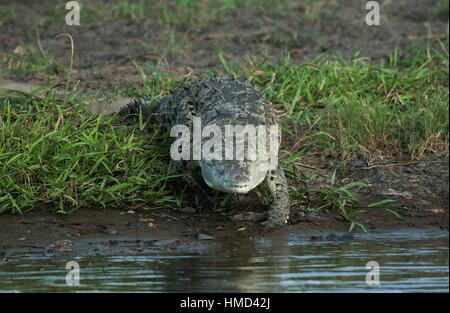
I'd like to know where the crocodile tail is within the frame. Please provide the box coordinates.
[119,95,153,121]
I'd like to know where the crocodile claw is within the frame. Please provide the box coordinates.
[261,216,288,229]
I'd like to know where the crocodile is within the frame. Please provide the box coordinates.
[120,75,289,227]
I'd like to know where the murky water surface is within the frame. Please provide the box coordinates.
[0,228,448,292]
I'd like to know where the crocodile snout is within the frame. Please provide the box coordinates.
[200,161,268,194]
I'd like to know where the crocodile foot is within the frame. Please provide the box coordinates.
[261,215,289,229]
[180,175,215,211]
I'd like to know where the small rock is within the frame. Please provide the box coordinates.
[293,211,306,218]
[430,154,441,160]
[337,234,354,242]
[292,211,320,220]
[95,224,117,235]
[139,218,155,223]
[404,164,416,174]
[180,207,196,214]
[47,240,72,253]
[325,233,338,241]
[230,212,267,222]
[365,220,376,230]
[350,160,366,168]
[194,230,215,240]
[384,188,412,199]
[101,240,118,246]
[325,233,354,242]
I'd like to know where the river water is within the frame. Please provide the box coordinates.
[0,228,448,292]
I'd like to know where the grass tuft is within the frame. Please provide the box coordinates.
[2,41,64,75]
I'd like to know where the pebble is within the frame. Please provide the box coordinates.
[325,233,355,242]
[126,221,137,227]
[46,240,72,253]
[194,230,215,241]
[180,207,196,214]
[325,233,338,241]
[293,211,320,219]
[350,160,366,168]
[384,188,412,199]
[403,167,414,174]
[337,234,354,242]
[365,220,376,230]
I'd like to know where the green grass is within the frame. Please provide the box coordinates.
[38,0,154,25]
[297,0,325,25]
[0,90,176,214]
[1,41,64,75]
[236,43,449,161]
[35,0,311,28]
[287,165,402,232]
[37,0,237,27]
[0,43,448,232]
[437,0,449,18]
[0,5,18,21]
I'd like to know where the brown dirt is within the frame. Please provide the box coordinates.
[0,0,448,249]
[1,0,448,92]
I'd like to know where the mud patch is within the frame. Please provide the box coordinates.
[0,0,448,92]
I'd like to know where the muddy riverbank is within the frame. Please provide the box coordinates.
[1,157,448,251]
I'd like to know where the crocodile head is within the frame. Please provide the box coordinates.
[197,120,280,194]
[199,159,270,194]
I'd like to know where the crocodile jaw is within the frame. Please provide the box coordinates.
[203,173,266,194]
[200,161,268,194]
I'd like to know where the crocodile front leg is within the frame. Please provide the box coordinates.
[169,160,215,211]
[262,164,290,228]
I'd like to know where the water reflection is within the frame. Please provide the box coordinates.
[0,228,448,292]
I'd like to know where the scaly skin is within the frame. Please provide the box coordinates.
[120,76,290,227]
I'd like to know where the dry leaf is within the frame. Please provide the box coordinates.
[14,46,25,56]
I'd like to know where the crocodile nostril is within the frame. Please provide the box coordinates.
[233,174,248,182]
